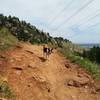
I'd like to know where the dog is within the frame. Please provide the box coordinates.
[43,45,53,59]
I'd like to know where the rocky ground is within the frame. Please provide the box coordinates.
[0,43,100,100]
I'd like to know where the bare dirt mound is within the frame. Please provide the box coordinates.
[0,43,100,100]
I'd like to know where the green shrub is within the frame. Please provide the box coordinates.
[83,46,100,64]
[0,81,16,100]
[0,27,17,51]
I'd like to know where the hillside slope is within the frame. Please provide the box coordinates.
[0,27,18,51]
[0,43,100,100]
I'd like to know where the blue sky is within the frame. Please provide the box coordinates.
[0,0,100,43]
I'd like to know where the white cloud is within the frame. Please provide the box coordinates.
[0,0,100,43]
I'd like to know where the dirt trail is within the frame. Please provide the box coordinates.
[0,43,100,100]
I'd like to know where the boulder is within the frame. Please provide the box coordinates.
[67,77,90,87]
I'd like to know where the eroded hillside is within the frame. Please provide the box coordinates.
[0,43,100,100]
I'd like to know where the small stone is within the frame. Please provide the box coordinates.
[28,64,34,68]
[65,63,70,68]
[10,59,15,63]
[84,85,88,89]
[48,89,50,92]
[15,70,22,75]
[96,88,100,92]
[90,87,97,94]
[67,80,75,86]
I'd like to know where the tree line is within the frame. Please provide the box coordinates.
[0,14,70,48]
[82,46,100,64]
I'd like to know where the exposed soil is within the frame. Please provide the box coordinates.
[0,43,100,100]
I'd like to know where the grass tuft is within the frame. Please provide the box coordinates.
[0,80,16,100]
[0,27,18,51]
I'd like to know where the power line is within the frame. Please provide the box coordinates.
[91,22,100,27]
[67,9,100,37]
[79,11,100,26]
[49,0,73,25]
[54,0,95,31]
[68,19,100,39]
[72,9,100,26]
[86,22,100,29]
[69,17,100,39]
